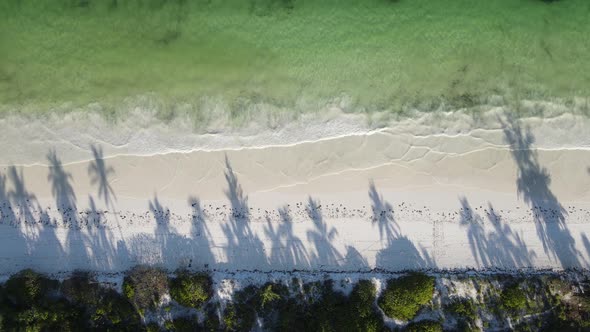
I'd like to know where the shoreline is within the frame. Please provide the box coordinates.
[2,97,590,166]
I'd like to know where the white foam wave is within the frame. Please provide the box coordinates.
[1,96,589,166]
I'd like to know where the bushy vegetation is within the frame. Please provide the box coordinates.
[445,298,479,332]
[169,269,213,309]
[165,316,201,332]
[378,272,435,321]
[302,279,384,332]
[61,271,141,329]
[0,269,82,331]
[500,283,527,312]
[446,298,477,321]
[405,320,443,332]
[220,279,384,332]
[1,268,590,331]
[3,269,58,306]
[123,265,169,312]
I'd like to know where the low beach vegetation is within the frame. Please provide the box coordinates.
[123,265,169,312]
[405,320,443,332]
[169,269,213,309]
[378,272,435,321]
[0,268,588,331]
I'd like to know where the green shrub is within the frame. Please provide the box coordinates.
[222,282,291,331]
[3,269,57,306]
[298,279,384,332]
[405,320,443,332]
[378,273,435,321]
[92,289,140,328]
[446,298,477,321]
[256,282,289,315]
[275,299,307,332]
[259,284,282,308]
[61,272,100,305]
[145,322,160,332]
[500,283,527,312]
[347,280,384,332]
[123,265,169,311]
[62,271,141,329]
[123,279,135,300]
[307,281,349,332]
[0,270,84,331]
[203,305,221,332]
[10,298,83,331]
[169,270,213,309]
[223,304,240,331]
[222,284,269,331]
[456,318,480,332]
[169,317,200,331]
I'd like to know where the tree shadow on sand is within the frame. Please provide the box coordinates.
[189,196,216,269]
[8,166,38,224]
[47,150,78,226]
[459,197,536,269]
[343,245,369,271]
[83,195,123,270]
[581,234,590,264]
[88,145,116,207]
[264,205,310,269]
[47,150,88,271]
[368,180,399,244]
[124,195,196,268]
[0,168,65,272]
[369,182,435,270]
[305,196,344,269]
[220,156,267,269]
[0,173,16,225]
[500,115,582,268]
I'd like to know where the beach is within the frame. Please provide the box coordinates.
[1,104,589,274]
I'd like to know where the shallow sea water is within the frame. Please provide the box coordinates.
[1,0,589,121]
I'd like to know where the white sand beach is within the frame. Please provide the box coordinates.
[1,104,590,275]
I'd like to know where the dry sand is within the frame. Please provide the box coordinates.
[1,107,590,274]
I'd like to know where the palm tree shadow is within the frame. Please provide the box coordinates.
[581,234,590,264]
[223,155,249,220]
[7,166,38,224]
[459,197,535,268]
[116,195,193,268]
[88,145,116,207]
[459,197,488,267]
[46,150,89,271]
[343,245,369,271]
[0,173,16,225]
[0,167,66,272]
[278,206,309,268]
[47,150,78,226]
[221,155,267,268]
[85,195,119,270]
[189,196,215,269]
[500,115,580,267]
[149,195,172,254]
[148,195,193,266]
[305,196,343,268]
[368,180,399,244]
[369,182,434,270]
[264,205,310,269]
